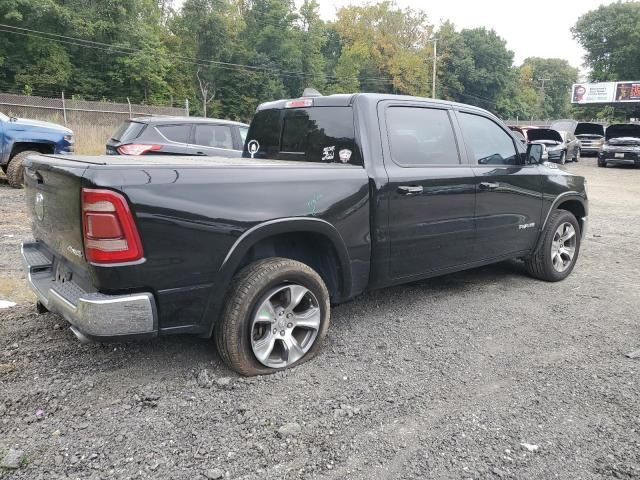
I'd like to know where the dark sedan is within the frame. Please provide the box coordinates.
[107,117,249,156]
[527,128,580,164]
[598,123,640,168]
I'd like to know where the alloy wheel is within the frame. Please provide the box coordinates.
[551,222,577,273]
[250,284,321,368]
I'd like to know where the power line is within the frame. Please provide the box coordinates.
[0,24,396,87]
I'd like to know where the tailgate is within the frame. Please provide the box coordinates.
[23,154,89,269]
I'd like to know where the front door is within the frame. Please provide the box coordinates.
[455,111,543,259]
[380,103,477,280]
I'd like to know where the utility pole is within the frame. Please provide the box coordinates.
[536,77,550,119]
[432,39,438,99]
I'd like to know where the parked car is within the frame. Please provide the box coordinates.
[106,116,249,157]
[575,122,606,156]
[508,125,539,144]
[21,93,588,376]
[0,112,74,188]
[598,123,640,168]
[527,128,580,164]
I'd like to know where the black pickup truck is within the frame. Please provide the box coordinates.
[21,93,588,376]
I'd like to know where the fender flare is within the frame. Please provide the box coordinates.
[202,217,353,337]
[219,217,353,297]
[535,192,587,250]
[10,140,56,158]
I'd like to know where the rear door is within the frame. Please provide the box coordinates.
[187,123,240,157]
[455,110,542,259]
[379,101,477,279]
[153,123,192,154]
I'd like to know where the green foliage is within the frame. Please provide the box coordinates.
[572,2,640,120]
[0,0,594,121]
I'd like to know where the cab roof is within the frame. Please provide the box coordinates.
[256,93,493,117]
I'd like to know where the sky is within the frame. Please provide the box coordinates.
[316,0,617,74]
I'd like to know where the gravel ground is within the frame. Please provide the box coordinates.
[1,158,639,479]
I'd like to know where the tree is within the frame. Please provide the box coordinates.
[457,27,514,112]
[330,1,432,96]
[573,2,640,81]
[518,57,578,119]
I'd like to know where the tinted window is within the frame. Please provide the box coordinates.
[156,124,190,143]
[386,107,460,166]
[459,113,518,165]
[194,124,234,149]
[243,106,361,165]
[112,121,145,142]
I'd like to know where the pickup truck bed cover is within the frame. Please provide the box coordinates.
[37,154,358,168]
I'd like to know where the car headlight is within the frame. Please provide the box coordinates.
[64,134,74,143]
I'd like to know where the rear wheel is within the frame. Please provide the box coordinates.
[6,150,37,188]
[525,209,581,282]
[215,258,330,376]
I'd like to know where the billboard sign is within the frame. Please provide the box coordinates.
[571,83,616,104]
[614,82,640,102]
[572,81,640,104]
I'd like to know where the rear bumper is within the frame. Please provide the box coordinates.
[21,241,157,341]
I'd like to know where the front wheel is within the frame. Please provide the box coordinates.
[6,150,37,188]
[559,152,566,165]
[574,148,580,162]
[525,209,581,282]
[598,158,607,168]
[215,258,330,376]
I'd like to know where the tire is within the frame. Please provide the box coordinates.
[6,150,37,188]
[559,152,566,165]
[597,158,607,168]
[525,209,581,282]
[215,257,330,376]
[574,149,580,162]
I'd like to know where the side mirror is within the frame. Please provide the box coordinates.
[526,143,543,164]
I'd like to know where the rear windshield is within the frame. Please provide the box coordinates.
[243,106,362,166]
[111,121,145,142]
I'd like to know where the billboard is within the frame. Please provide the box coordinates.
[572,81,640,104]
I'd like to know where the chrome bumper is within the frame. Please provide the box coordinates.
[21,241,157,340]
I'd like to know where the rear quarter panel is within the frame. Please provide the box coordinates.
[83,163,371,332]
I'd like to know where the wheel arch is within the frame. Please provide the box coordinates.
[540,192,587,238]
[203,218,353,337]
[10,141,55,159]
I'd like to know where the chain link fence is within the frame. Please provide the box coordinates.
[0,92,189,154]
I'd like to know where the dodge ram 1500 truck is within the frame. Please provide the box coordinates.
[21,93,588,376]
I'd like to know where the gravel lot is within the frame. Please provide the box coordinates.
[1,158,639,479]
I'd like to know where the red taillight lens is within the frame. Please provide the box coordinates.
[82,188,144,264]
[285,98,313,108]
[117,144,161,155]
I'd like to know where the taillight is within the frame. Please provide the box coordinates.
[117,144,161,155]
[285,98,313,108]
[82,188,144,264]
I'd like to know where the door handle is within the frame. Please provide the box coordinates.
[397,185,423,195]
[479,182,499,191]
